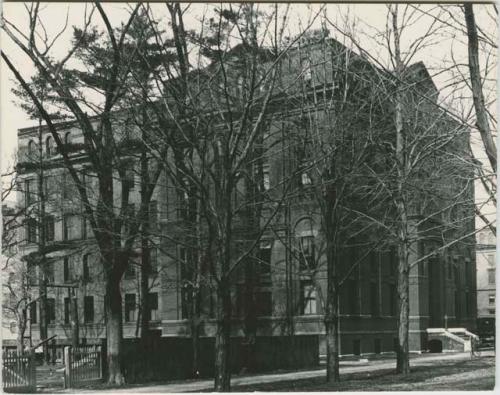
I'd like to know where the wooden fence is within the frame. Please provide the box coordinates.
[2,351,36,393]
[64,345,103,388]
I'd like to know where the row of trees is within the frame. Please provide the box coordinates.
[2,3,495,391]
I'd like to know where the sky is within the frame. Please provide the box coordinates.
[0,2,496,225]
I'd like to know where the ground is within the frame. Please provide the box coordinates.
[50,351,494,393]
[232,355,495,392]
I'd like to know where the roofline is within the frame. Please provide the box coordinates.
[18,114,101,137]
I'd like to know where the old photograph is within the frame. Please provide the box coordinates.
[1,2,496,392]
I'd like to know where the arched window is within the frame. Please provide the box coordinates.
[65,132,71,145]
[294,217,316,271]
[46,135,53,155]
[28,140,35,156]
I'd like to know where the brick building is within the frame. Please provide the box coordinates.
[476,229,495,338]
[14,36,477,359]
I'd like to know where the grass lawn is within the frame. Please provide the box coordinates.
[230,356,495,392]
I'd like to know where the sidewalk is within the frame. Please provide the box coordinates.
[66,351,492,393]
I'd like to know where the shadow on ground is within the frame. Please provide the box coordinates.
[224,356,495,392]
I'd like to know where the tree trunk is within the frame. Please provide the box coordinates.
[190,250,201,378]
[325,260,340,382]
[16,315,26,354]
[396,240,410,374]
[392,5,411,376]
[464,3,497,171]
[214,280,231,392]
[140,90,151,345]
[324,200,340,383]
[243,259,257,372]
[191,313,200,378]
[190,203,203,378]
[325,312,340,382]
[70,290,79,348]
[139,231,150,343]
[38,274,49,364]
[105,273,125,385]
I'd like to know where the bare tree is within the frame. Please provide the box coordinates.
[2,169,33,354]
[137,3,319,390]
[321,4,477,375]
[1,3,166,383]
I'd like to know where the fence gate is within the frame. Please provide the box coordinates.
[64,345,103,388]
[2,351,36,392]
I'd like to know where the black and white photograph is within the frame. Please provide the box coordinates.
[0,1,496,392]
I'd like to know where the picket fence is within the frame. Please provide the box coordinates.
[64,345,103,388]
[2,351,37,392]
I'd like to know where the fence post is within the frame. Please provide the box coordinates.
[30,350,37,391]
[64,346,72,389]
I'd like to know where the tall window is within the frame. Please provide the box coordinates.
[489,294,495,305]
[177,178,189,220]
[28,140,36,157]
[262,164,270,191]
[45,262,55,284]
[301,281,317,315]
[488,269,495,284]
[43,176,51,200]
[125,259,136,279]
[295,139,312,189]
[299,236,315,270]
[44,215,55,242]
[82,217,87,240]
[465,291,470,317]
[149,200,158,229]
[64,132,72,145]
[454,290,461,321]
[349,277,360,315]
[147,293,158,321]
[370,255,379,316]
[301,171,312,186]
[258,241,272,275]
[163,176,169,220]
[389,247,397,276]
[124,294,136,322]
[302,58,312,82]
[30,301,37,324]
[63,257,71,283]
[47,298,56,324]
[84,296,94,323]
[82,254,91,282]
[46,135,53,155]
[179,247,190,319]
[64,298,71,324]
[255,291,272,317]
[487,254,495,267]
[123,203,135,235]
[26,218,37,243]
[150,248,158,275]
[465,260,471,285]
[123,165,135,190]
[63,214,81,240]
[370,283,379,316]
[25,178,36,206]
[389,283,397,316]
